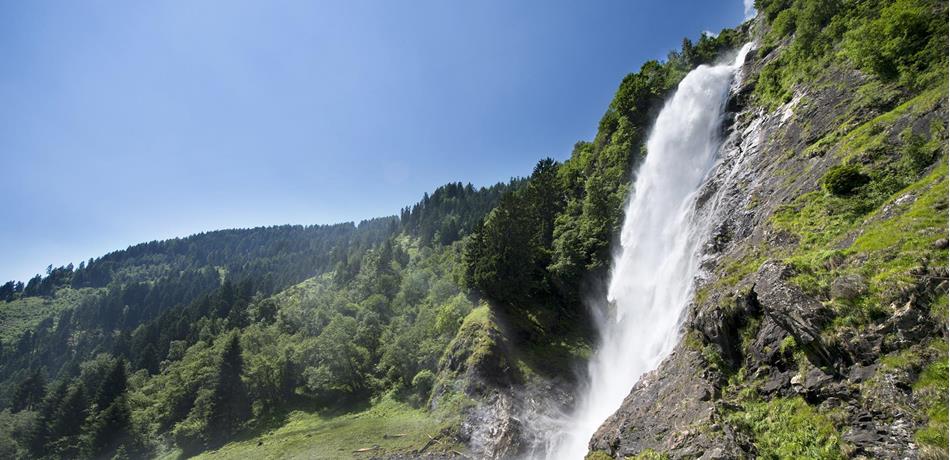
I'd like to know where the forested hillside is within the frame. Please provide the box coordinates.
[0,0,947,458]
[0,179,516,458]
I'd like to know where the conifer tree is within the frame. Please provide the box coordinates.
[51,383,88,458]
[208,333,250,442]
[95,359,127,412]
[11,368,46,412]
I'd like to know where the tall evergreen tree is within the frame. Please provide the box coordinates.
[95,359,127,411]
[11,368,46,412]
[208,333,250,442]
[27,380,67,457]
[88,395,132,459]
[51,382,88,458]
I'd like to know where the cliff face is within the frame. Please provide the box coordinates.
[589,17,948,460]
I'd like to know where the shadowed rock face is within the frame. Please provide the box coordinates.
[585,19,948,460]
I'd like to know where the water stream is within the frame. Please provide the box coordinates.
[543,43,753,460]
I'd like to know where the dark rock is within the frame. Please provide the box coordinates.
[803,366,834,393]
[847,364,877,384]
[758,370,792,394]
[753,261,845,372]
[933,238,948,249]
[692,289,759,371]
[588,345,748,459]
[878,301,936,350]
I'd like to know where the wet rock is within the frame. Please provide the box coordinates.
[588,345,747,459]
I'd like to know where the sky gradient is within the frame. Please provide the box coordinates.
[1,0,747,282]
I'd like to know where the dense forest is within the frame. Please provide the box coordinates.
[0,0,947,458]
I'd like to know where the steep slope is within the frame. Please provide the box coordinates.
[588,1,949,458]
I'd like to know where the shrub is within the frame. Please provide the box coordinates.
[411,369,435,397]
[822,164,870,196]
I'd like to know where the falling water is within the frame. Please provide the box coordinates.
[544,43,753,460]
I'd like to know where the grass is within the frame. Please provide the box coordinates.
[184,396,462,460]
[726,396,844,459]
[0,287,100,343]
[913,342,949,458]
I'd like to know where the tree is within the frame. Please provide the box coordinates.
[303,315,370,396]
[95,359,128,411]
[208,333,250,441]
[50,383,88,458]
[136,343,160,375]
[27,380,67,457]
[11,369,46,413]
[87,395,132,459]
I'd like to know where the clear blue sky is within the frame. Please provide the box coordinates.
[0,0,747,283]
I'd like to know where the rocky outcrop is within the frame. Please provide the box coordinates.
[586,15,949,458]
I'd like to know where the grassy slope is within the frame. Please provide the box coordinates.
[175,397,462,460]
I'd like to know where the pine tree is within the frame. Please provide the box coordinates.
[51,383,88,458]
[95,359,127,411]
[27,380,67,457]
[208,333,250,442]
[136,343,160,375]
[88,395,132,459]
[11,368,46,412]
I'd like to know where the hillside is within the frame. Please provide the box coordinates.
[0,0,947,459]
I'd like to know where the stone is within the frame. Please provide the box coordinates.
[790,374,804,392]
[830,274,868,300]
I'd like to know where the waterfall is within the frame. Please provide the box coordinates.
[542,43,753,460]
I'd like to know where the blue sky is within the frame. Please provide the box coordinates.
[0,1,746,282]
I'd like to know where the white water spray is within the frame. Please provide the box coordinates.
[543,43,753,460]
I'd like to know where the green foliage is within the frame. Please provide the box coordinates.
[753,0,948,108]
[0,408,35,458]
[843,0,949,88]
[727,396,844,459]
[584,450,614,460]
[821,163,870,195]
[913,341,949,457]
[208,333,251,442]
[631,449,671,460]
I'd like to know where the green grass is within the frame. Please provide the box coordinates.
[726,396,844,459]
[630,449,671,460]
[187,397,462,460]
[912,341,949,458]
[0,287,100,342]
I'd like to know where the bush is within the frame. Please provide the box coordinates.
[822,164,870,196]
[844,0,948,88]
[411,370,435,397]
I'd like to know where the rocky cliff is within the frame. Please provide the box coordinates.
[588,13,948,460]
